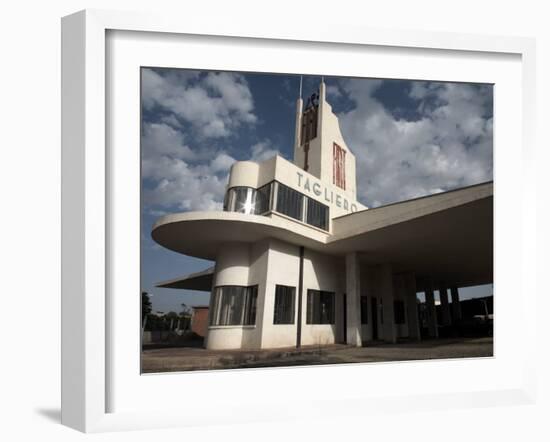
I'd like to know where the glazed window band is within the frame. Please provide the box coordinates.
[224,181,329,231]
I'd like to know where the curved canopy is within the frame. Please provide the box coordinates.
[152,211,329,260]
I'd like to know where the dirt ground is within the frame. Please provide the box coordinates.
[141,337,493,373]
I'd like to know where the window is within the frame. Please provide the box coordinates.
[223,190,230,211]
[306,198,329,230]
[333,142,346,190]
[223,183,272,215]
[360,296,369,324]
[273,285,295,324]
[224,185,272,215]
[276,183,303,221]
[210,286,258,326]
[254,183,272,214]
[394,300,405,324]
[233,187,251,214]
[306,290,335,324]
[300,105,318,146]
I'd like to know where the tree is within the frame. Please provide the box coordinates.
[180,302,192,316]
[165,311,179,331]
[179,303,192,331]
[141,291,152,321]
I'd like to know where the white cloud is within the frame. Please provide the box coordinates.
[210,152,236,173]
[141,69,257,139]
[142,122,196,161]
[250,139,279,162]
[204,72,257,123]
[141,71,491,213]
[142,136,280,212]
[326,84,342,99]
[142,153,234,212]
[142,134,281,212]
[338,79,493,207]
[141,69,262,212]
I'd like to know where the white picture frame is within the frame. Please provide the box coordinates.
[61,9,537,433]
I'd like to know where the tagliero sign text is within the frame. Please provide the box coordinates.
[296,171,358,213]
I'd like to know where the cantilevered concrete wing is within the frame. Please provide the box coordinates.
[156,266,214,292]
[152,181,493,291]
[327,181,493,289]
[152,211,330,260]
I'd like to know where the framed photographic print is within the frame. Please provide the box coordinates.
[141,68,495,372]
[61,9,537,433]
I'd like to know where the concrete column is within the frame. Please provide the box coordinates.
[379,264,397,343]
[425,280,438,338]
[345,252,362,347]
[450,285,462,322]
[404,273,421,340]
[438,282,452,326]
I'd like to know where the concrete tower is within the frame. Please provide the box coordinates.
[293,80,358,200]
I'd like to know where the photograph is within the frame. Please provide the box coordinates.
[140,68,494,373]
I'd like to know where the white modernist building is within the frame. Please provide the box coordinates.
[152,81,493,350]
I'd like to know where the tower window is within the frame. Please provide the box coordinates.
[333,143,346,190]
[301,106,318,146]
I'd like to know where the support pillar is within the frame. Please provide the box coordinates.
[404,273,421,340]
[345,252,362,347]
[450,285,462,322]
[425,280,438,338]
[379,264,397,343]
[438,282,452,326]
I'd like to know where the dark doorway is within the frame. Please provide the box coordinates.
[343,293,347,344]
[371,297,378,340]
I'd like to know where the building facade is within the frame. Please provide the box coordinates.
[190,306,209,338]
[152,81,493,350]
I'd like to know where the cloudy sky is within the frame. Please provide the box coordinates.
[141,68,493,313]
